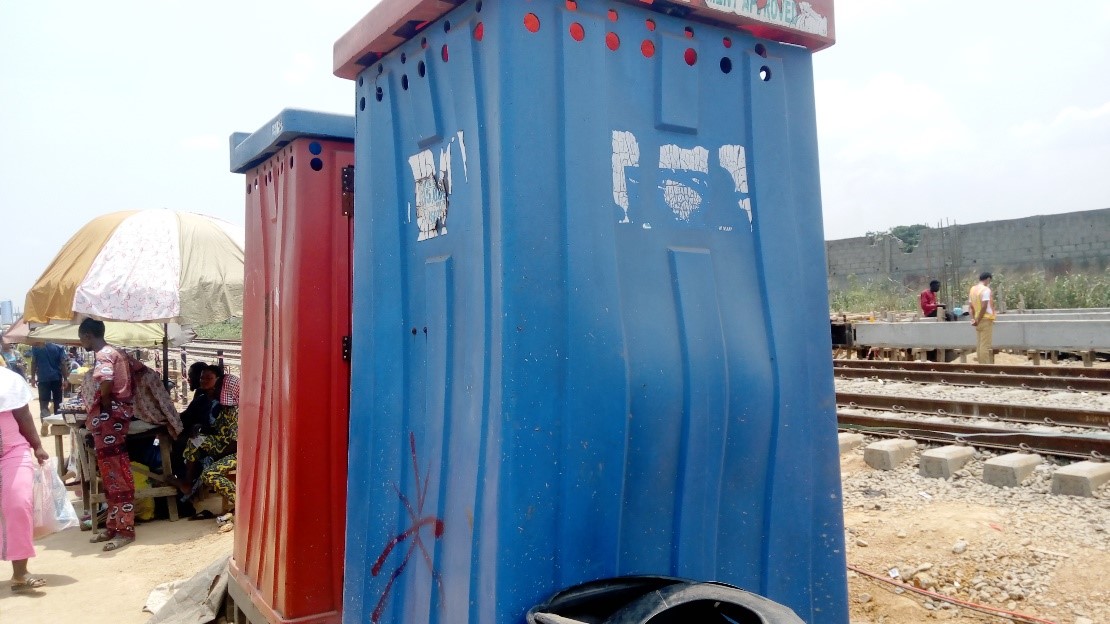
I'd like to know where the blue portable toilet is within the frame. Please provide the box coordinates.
[335,1,847,622]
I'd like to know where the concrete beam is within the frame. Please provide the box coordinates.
[1050,461,1110,497]
[864,439,917,470]
[853,320,1110,350]
[838,433,865,455]
[920,446,975,479]
[982,453,1041,487]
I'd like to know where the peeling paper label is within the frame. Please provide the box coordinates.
[659,145,709,221]
[456,131,468,182]
[612,131,640,223]
[719,145,753,227]
[408,149,450,241]
[407,131,467,241]
[610,129,755,230]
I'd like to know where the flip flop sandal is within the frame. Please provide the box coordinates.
[103,536,134,552]
[11,577,47,591]
[189,510,216,521]
[89,531,113,544]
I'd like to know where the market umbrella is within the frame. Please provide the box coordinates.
[26,322,195,348]
[23,209,244,377]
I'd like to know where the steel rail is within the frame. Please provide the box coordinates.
[837,411,1110,459]
[836,392,1110,430]
[834,366,1110,393]
[833,359,1110,379]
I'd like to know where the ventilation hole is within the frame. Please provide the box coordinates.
[358,76,364,87]
[723,37,732,48]
[411,327,417,336]
[310,158,323,171]
[645,18,656,31]
[755,43,767,58]
[246,184,252,195]
[524,13,540,32]
[474,22,484,41]
[720,57,732,74]
[641,39,655,57]
[309,142,323,155]
[566,0,577,9]
[444,20,451,32]
[606,32,620,51]
[421,37,428,49]
[476,0,483,12]
[759,65,772,81]
[684,48,697,65]
[377,64,384,75]
[684,26,694,38]
[418,60,426,77]
[375,86,383,101]
[401,74,409,90]
[360,96,366,111]
[442,44,449,61]
[607,8,618,21]
[570,22,585,41]
[290,156,294,168]
[401,52,407,64]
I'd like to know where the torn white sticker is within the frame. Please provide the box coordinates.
[456,131,468,181]
[720,145,753,227]
[718,145,748,194]
[612,131,640,223]
[661,180,703,221]
[659,145,709,174]
[659,145,709,221]
[408,149,450,241]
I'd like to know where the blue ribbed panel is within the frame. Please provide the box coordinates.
[343,1,848,622]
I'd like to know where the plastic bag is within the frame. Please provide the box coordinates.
[31,458,80,538]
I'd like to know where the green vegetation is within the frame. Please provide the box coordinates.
[866,224,930,253]
[829,271,1110,314]
[195,317,243,340]
[993,271,1110,310]
[829,275,917,314]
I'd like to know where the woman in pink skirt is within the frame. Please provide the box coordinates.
[0,365,50,591]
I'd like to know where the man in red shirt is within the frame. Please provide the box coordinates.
[920,280,942,317]
[920,279,955,320]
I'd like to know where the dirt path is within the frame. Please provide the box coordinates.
[0,517,231,624]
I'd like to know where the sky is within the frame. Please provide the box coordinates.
[1,0,1108,309]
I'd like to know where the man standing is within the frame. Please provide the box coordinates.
[30,341,67,420]
[78,318,136,551]
[969,272,996,364]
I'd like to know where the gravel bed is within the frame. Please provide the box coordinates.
[836,378,1110,412]
[842,441,1110,623]
[838,407,1108,437]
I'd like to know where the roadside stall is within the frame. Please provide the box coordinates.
[22,209,245,532]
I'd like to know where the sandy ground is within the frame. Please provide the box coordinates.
[0,514,231,624]
[840,451,1109,624]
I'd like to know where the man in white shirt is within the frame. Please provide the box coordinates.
[968,271,995,364]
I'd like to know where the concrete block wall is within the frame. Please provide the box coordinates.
[827,208,1110,288]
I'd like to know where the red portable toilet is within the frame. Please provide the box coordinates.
[227,109,355,624]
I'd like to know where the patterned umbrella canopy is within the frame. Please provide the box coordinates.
[23,210,244,326]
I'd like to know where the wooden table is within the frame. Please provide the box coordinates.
[62,411,181,530]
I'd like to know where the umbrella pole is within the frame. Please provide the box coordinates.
[162,323,170,383]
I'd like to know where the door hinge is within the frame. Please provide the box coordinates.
[341,335,352,362]
[341,165,355,217]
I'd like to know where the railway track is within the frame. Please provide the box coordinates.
[179,339,242,366]
[834,365,1110,393]
[835,358,1110,458]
